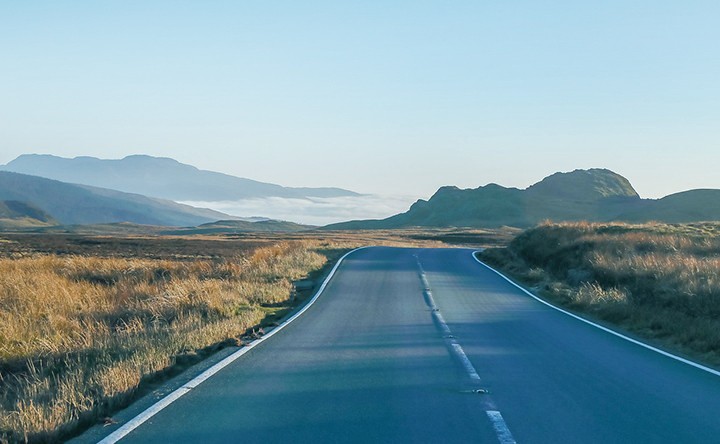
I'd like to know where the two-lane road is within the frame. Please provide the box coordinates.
[92,247,720,443]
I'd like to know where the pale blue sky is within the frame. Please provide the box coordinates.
[2,1,718,199]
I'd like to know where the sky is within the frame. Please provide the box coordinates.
[2,1,719,201]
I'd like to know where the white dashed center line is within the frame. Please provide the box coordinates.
[416,254,518,444]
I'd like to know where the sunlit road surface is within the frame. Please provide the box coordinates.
[96,247,720,443]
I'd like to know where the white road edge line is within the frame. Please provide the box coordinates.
[486,410,517,444]
[98,247,368,444]
[472,252,720,378]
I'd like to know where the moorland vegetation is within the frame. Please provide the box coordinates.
[481,222,720,366]
[0,239,333,442]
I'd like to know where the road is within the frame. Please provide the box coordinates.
[92,247,720,443]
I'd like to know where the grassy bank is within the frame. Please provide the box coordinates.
[0,241,333,443]
[480,222,720,367]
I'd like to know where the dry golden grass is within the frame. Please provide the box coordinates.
[0,241,327,443]
[481,221,720,367]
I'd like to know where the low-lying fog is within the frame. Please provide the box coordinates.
[181,194,420,226]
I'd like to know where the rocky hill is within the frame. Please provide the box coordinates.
[325,169,719,229]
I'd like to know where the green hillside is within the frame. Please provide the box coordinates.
[0,200,56,222]
[618,190,720,223]
[526,168,638,200]
[0,200,59,229]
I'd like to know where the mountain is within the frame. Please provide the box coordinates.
[617,189,720,224]
[325,168,720,229]
[0,171,233,226]
[526,169,638,201]
[0,200,56,222]
[1,154,358,201]
[0,200,58,229]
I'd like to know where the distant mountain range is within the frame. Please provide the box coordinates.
[326,169,720,229]
[1,154,359,201]
[0,171,233,227]
[4,161,718,232]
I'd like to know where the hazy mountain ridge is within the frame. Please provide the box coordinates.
[0,171,234,227]
[1,154,358,201]
[325,169,720,229]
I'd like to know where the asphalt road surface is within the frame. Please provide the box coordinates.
[93,247,720,443]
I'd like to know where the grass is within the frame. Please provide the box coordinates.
[480,221,720,367]
[0,241,331,443]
